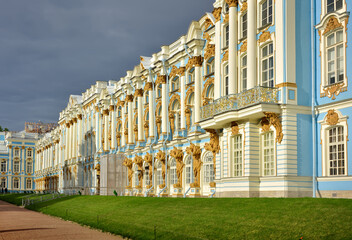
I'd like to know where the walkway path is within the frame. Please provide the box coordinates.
[0,200,124,240]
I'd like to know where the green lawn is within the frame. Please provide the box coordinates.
[0,193,29,205]
[17,196,351,240]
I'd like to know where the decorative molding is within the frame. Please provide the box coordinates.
[144,120,149,139]
[321,82,347,100]
[204,129,220,182]
[123,159,133,189]
[212,7,222,22]
[202,77,214,106]
[170,147,184,188]
[133,156,144,189]
[126,94,134,102]
[241,2,247,13]
[144,82,154,92]
[225,0,238,7]
[155,151,167,188]
[144,153,153,189]
[156,117,161,136]
[275,82,297,88]
[204,18,213,29]
[231,121,239,135]
[240,40,247,53]
[263,112,284,144]
[326,109,339,125]
[186,56,204,69]
[169,66,186,79]
[155,74,167,85]
[204,44,215,60]
[186,143,202,188]
[134,89,144,98]
[258,31,271,44]
[222,50,229,62]
[323,17,343,35]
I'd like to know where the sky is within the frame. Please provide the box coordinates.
[0,0,214,131]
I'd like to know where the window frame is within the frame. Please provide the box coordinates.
[13,161,20,173]
[326,0,343,14]
[203,152,214,183]
[26,178,32,189]
[0,160,6,172]
[240,12,248,40]
[325,29,345,86]
[170,158,177,185]
[261,131,276,177]
[260,42,275,87]
[259,0,274,28]
[232,134,243,177]
[0,178,6,188]
[240,54,248,91]
[223,64,229,96]
[13,178,19,189]
[26,161,33,174]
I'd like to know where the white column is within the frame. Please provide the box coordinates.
[228,2,238,94]
[111,106,116,149]
[149,82,155,139]
[194,57,202,124]
[138,94,144,142]
[73,119,77,159]
[161,76,167,135]
[78,115,82,157]
[180,67,186,130]
[214,8,222,99]
[104,110,109,151]
[65,124,69,161]
[95,107,100,153]
[128,100,133,144]
[121,104,126,146]
[247,0,257,89]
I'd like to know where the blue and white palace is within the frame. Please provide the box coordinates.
[34,0,351,198]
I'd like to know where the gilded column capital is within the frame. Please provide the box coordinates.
[102,109,109,116]
[109,105,114,112]
[134,88,144,97]
[126,94,134,102]
[144,82,154,91]
[156,74,167,85]
[212,7,222,22]
[77,114,82,120]
[225,0,238,8]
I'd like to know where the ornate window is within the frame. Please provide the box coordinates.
[203,152,214,183]
[14,148,20,157]
[172,100,181,132]
[156,161,162,186]
[206,84,214,104]
[185,156,192,184]
[0,178,6,188]
[241,55,247,91]
[233,135,243,177]
[260,0,273,27]
[241,12,247,39]
[261,43,274,87]
[224,64,229,95]
[170,158,177,185]
[13,178,19,189]
[206,57,214,75]
[188,68,195,84]
[224,3,229,14]
[26,161,33,174]
[327,0,343,13]
[14,161,20,173]
[27,149,32,158]
[262,131,275,176]
[327,126,346,175]
[171,77,179,91]
[26,178,32,189]
[224,24,229,48]
[326,30,344,85]
[118,106,122,117]
[144,168,150,186]
[188,92,195,127]
[0,160,6,172]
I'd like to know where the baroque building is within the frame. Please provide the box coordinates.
[34,0,351,198]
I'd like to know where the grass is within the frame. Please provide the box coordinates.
[0,193,29,205]
[15,196,351,240]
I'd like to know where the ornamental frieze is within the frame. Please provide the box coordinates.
[169,147,184,188]
[169,65,186,79]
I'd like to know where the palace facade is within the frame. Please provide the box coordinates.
[34,0,352,198]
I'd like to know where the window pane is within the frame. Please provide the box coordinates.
[336,0,343,10]
[336,30,343,43]
[327,33,335,47]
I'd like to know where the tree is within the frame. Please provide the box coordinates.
[0,126,3,132]
[4,128,9,132]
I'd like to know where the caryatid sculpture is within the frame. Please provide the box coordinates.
[186,143,202,188]
[144,152,153,189]
[133,156,144,189]
[155,150,167,188]
[123,158,133,188]
[170,147,184,188]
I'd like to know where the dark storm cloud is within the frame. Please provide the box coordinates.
[0,0,214,131]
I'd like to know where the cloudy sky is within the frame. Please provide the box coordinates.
[0,0,214,131]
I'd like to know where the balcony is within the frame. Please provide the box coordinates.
[200,86,278,121]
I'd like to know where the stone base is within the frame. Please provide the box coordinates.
[189,187,201,198]
[158,188,169,197]
[216,190,312,198]
[172,187,183,197]
[125,188,132,196]
[208,187,216,197]
[317,190,352,199]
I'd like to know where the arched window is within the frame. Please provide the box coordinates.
[203,152,214,183]
[326,30,344,85]
[261,43,274,87]
[0,178,6,188]
[13,178,19,189]
[14,148,20,157]
[26,178,32,189]
[206,57,214,75]
[171,77,179,91]
[224,25,229,47]
[188,92,195,126]
[27,149,32,158]
[156,161,162,186]
[170,158,177,185]
[185,156,192,184]
[224,64,229,95]
[262,131,275,176]
[145,91,149,104]
[144,164,150,186]
[157,84,162,98]
[172,100,181,132]
[118,107,122,117]
[134,165,139,187]
[188,68,195,84]
[14,161,20,173]
[26,161,33,174]
[327,126,345,175]
[135,99,138,109]
[0,160,6,172]
[206,84,214,103]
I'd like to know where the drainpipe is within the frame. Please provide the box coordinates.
[145,68,158,197]
[311,0,317,198]
[184,138,194,198]
[184,44,193,58]
[158,59,170,197]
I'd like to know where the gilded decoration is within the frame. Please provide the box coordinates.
[123,159,133,189]
[222,50,229,62]
[212,7,222,22]
[240,40,247,53]
[203,32,211,42]
[323,17,343,35]
[261,117,271,132]
[224,14,229,23]
[231,121,239,135]
[133,156,144,189]
[202,77,214,106]
[186,143,202,188]
[116,131,121,147]
[155,151,167,188]
[144,82,154,92]
[263,112,284,144]
[124,118,128,140]
[225,0,238,7]
[156,74,167,85]
[109,105,114,112]
[204,129,220,184]
[186,86,195,105]
[170,147,184,188]
[204,18,213,29]
[258,31,271,44]
[144,121,149,139]
[144,153,153,189]
[133,125,138,141]
[326,109,339,126]
[204,44,215,60]
[241,2,247,13]
[169,66,186,80]
[134,89,144,98]
[156,117,162,136]
[186,56,204,69]
[169,94,181,111]
[169,111,175,134]
[117,99,125,107]
[185,107,191,129]
[126,94,134,102]
[321,82,347,100]
[275,82,297,88]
